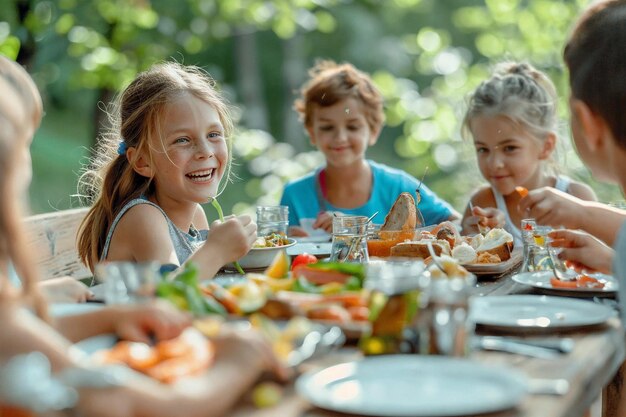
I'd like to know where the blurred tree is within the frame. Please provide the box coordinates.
[0,0,621,217]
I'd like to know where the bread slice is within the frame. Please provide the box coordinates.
[390,240,451,259]
[475,228,514,261]
[381,192,416,232]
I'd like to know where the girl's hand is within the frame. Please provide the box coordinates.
[213,329,290,381]
[112,300,192,344]
[548,229,614,274]
[208,214,258,264]
[313,211,337,234]
[518,187,585,228]
[39,277,94,303]
[470,206,505,230]
[288,226,309,237]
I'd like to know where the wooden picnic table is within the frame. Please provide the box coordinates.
[231,265,626,417]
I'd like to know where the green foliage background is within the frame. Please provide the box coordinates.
[1,0,622,220]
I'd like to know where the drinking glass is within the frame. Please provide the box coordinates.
[520,219,553,272]
[359,259,430,355]
[329,215,369,263]
[421,272,476,357]
[95,261,160,304]
[256,206,289,236]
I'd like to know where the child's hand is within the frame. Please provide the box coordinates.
[548,229,613,274]
[39,276,94,303]
[313,211,336,234]
[209,214,258,264]
[471,206,505,230]
[213,328,290,381]
[518,187,585,229]
[288,226,309,237]
[112,300,193,343]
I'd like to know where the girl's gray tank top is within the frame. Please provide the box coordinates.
[100,197,208,265]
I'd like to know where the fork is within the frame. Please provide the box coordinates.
[545,236,578,281]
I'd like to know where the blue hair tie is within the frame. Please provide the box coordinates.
[117,141,127,156]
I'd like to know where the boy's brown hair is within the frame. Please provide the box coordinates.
[294,60,384,134]
[564,0,626,148]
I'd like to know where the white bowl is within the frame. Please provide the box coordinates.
[227,238,297,270]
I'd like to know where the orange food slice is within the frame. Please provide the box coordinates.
[550,277,578,288]
[515,186,529,198]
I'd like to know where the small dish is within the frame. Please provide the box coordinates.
[227,238,297,270]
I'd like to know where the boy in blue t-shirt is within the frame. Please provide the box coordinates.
[280,61,459,236]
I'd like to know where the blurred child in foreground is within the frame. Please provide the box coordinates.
[0,55,285,416]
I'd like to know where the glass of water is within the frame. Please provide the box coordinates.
[95,261,161,304]
[329,215,369,263]
[256,205,289,236]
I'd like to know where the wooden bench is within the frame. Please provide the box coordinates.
[24,207,91,282]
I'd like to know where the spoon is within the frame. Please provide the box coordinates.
[425,240,446,274]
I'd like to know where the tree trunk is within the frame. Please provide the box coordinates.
[233,27,269,131]
[281,34,307,149]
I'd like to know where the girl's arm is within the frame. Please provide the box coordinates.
[53,301,191,344]
[0,303,284,417]
[519,187,625,245]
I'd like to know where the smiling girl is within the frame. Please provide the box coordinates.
[281,61,459,234]
[460,62,596,242]
[77,63,256,279]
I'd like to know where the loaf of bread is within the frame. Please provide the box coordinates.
[380,192,417,232]
[475,228,514,261]
[389,240,451,259]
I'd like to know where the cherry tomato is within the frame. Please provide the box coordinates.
[291,253,318,271]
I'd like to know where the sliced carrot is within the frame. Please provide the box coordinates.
[577,275,605,289]
[550,277,578,288]
[515,186,529,198]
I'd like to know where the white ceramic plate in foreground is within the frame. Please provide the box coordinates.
[512,271,618,295]
[470,295,616,330]
[296,355,527,417]
[227,238,297,270]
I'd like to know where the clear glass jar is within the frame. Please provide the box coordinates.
[256,205,289,236]
[520,219,553,272]
[329,215,369,263]
[359,259,431,355]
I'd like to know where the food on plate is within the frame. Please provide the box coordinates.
[95,328,215,384]
[515,186,529,198]
[431,221,461,248]
[427,255,472,280]
[158,263,227,316]
[253,233,291,248]
[475,228,514,261]
[389,239,451,258]
[264,250,290,278]
[451,242,477,264]
[550,275,605,289]
[380,192,418,234]
[476,252,501,264]
[291,253,318,271]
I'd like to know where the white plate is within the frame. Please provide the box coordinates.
[227,238,297,270]
[286,242,332,257]
[296,355,527,416]
[470,295,616,330]
[512,271,618,295]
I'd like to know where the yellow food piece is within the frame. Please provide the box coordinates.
[264,250,290,278]
[252,382,283,409]
[227,281,267,313]
[319,282,345,295]
[248,273,294,293]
